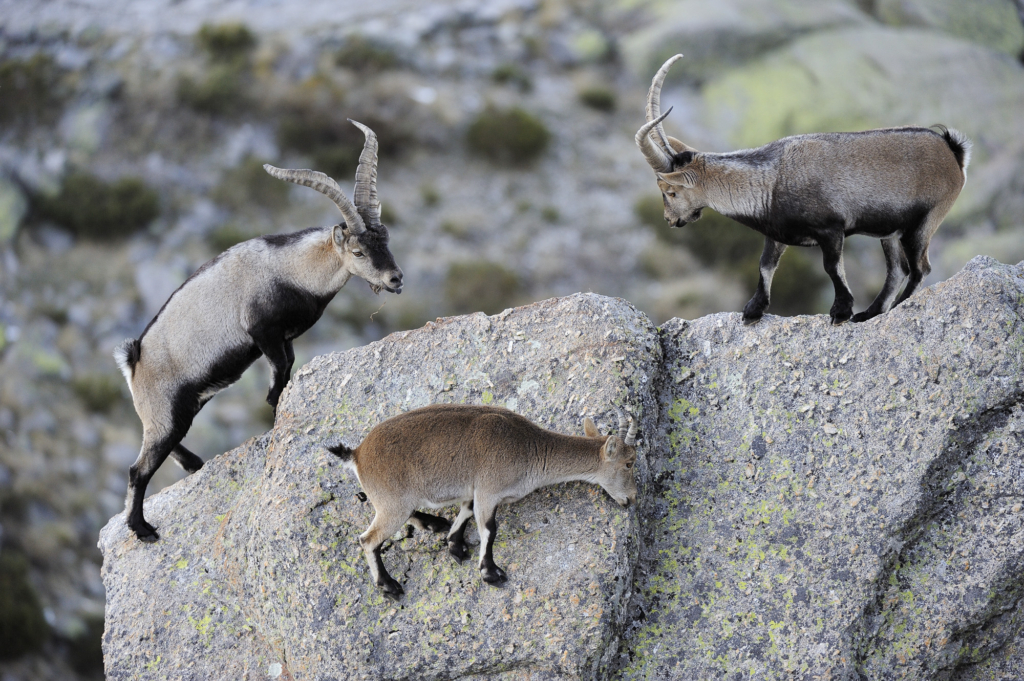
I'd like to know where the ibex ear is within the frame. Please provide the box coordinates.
[583,417,600,438]
[602,436,621,462]
[658,168,698,188]
[667,136,698,155]
[332,223,346,245]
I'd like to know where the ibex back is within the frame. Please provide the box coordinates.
[328,404,639,599]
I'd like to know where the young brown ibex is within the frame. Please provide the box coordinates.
[114,121,403,543]
[637,54,971,325]
[328,404,639,599]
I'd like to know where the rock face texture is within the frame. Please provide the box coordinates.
[100,258,1024,680]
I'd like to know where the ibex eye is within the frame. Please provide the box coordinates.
[626,462,634,469]
[353,250,364,258]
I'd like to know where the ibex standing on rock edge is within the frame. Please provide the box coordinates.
[637,54,971,325]
[114,120,404,543]
[328,404,639,599]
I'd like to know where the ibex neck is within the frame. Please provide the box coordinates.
[539,434,604,485]
[701,153,776,224]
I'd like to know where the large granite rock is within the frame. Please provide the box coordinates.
[99,294,662,680]
[100,258,1024,679]
[620,257,1024,679]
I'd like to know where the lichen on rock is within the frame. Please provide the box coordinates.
[100,259,1024,679]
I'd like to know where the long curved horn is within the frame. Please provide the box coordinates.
[625,414,639,446]
[348,119,381,224]
[646,54,683,155]
[636,108,674,173]
[263,165,366,235]
[617,410,629,440]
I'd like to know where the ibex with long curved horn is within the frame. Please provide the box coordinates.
[113,120,403,543]
[637,55,971,325]
[328,405,639,599]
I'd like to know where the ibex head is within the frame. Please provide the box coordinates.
[264,120,403,294]
[635,54,708,228]
[584,411,639,508]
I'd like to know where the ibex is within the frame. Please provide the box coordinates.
[636,54,971,325]
[114,120,403,543]
[328,404,639,599]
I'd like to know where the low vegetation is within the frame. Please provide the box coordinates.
[444,260,521,315]
[0,551,48,661]
[466,107,551,166]
[0,53,68,128]
[335,36,401,72]
[492,63,533,92]
[72,373,126,413]
[34,171,160,240]
[578,85,616,112]
[211,157,290,213]
[178,23,257,116]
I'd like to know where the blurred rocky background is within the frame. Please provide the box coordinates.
[0,0,1022,678]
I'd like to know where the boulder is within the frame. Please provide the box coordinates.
[99,293,663,680]
[620,256,1024,679]
[874,0,1024,57]
[621,0,870,85]
[100,258,1024,679]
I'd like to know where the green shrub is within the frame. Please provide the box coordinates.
[541,206,560,223]
[196,23,256,63]
[0,551,49,661]
[206,223,256,252]
[466,107,551,166]
[0,53,68,127]
[579,86,616,112]
[277,110,408,179]
[444,261,521,315]
[67,613,104,676]
[72,373,125,413]
[634,194,666,230]
[335,36,400,72]
[211,158,290,212]
[34,171,160,240]
[176,65,250,117]
[492,64,533,92]
[421,184,441,207]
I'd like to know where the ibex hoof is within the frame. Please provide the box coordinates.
[482,566,508,585]
[448,540,470,563]
[132,521,160,543]
[379,577,405,600]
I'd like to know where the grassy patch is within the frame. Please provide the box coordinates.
[211,157,290,213]
[177,65,251,117]
[0,551,49,661]
[579,86,616,112]
[206,223,256,252]
[72,373,126,413]
[34,171,160,240]
[466,107,551,166]
[196,23,256,63]
[0,53,68,128]
[277,107,408,179]
[444,260,521,316]
[335,36,401,72]
[67,613,105,677]
[492,64,533,92]
[178,23,257,116]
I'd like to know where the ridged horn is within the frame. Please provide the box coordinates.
[348,119,381,224]
[625,414,638,446]
[635,108,674,173]
[617,410,629,441]
[646,54,683,154]
[263,165,366,235]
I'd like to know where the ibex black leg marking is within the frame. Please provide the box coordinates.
[743,237,788,324]
[475,499,507,585]
[819,231,854,325]
[171,444,204,474]
[447,500,474,562]
[852,237,909,322]
[407,511,451,534]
